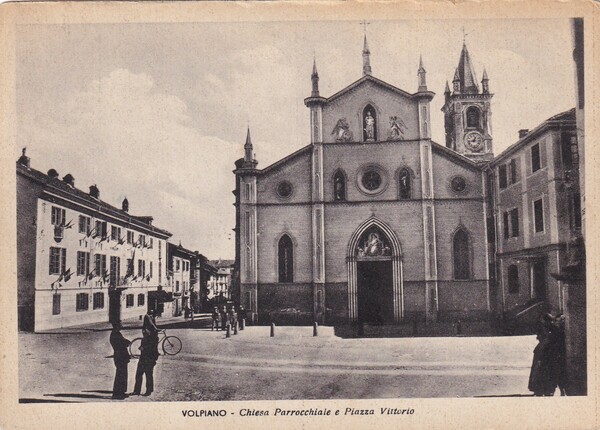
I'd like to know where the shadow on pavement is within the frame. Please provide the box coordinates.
[474,394,534,397]
[20,398,78,403]
[44,392,113,400]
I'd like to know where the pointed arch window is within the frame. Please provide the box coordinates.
[363,105,377,142]
[453,229,470,280]
[466,106,481,129]
[278,234,294,283]
[398,168,412,199]
[333,170,346,201]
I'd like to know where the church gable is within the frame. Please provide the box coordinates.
[257,147,312,204]
[322,77,420,144]
[431,144,483,199]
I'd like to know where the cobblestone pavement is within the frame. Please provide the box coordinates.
[19,318,536,402]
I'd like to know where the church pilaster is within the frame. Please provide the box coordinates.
[419,140,439,322]
[311,144,326,322]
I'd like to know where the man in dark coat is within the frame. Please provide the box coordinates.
[220,305,228,331]
[109,322,131,400]
[132,329,160,396]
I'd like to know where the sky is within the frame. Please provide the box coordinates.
[16,19,576,259]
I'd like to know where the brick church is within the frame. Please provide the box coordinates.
[234,35,496,326]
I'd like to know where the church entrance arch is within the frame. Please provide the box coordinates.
[347,217,403,323]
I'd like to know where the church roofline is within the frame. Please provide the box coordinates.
[326,74,425,103]
[430,141,484,170]
[257,144,313,175]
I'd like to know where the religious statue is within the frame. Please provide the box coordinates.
[399,169,411,199]
[334,175,346,201]
[331,118,353,142]
[357,231,392,257]
[364,111,375,141]
[389,116,407,140]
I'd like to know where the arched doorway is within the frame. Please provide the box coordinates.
[347,217,403,323]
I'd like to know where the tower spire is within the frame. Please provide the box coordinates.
[456,41,479,93]
[311,55,320,97]
[362,33,372,76]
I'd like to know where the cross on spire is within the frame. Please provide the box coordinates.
[360,20,370,33]
[462,26,472,45]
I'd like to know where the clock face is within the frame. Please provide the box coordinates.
[465,131,484,152]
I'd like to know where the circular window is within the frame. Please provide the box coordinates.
[451,176,467,193]
[362,170,382,191]
[276,181,293,198]
[357,164,388,195]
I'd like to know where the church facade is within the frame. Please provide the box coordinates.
[234,37,497,326]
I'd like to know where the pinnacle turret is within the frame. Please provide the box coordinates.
[362,34,372,76]
[311,56,320,97]
[417,54,427,91]
[244,127,253,162]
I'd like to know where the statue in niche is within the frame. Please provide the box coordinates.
[357,230,392,257]
[364,111,376,141]
[399,169,411,199]
[333,172,346,201]
[389,116,407,140]
[331,118,353,142]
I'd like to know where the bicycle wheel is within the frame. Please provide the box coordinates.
[129,337,143,358]
[162,335,182,355]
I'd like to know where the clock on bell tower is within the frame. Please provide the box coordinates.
[442,41,493,163]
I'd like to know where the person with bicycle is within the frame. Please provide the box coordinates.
[132,324,160,397]
[142,310,158,337]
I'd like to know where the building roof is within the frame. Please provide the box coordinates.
[17,162,172,238]
[167,241,198,259]
[455,42,479,94]
[210,259,235,268]
[491,108,576,165]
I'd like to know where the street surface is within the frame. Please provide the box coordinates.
[19,316,536,402]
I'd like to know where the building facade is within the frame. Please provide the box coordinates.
[234,38,494,325]
[208,259,234,303]
[490,109,580,316]
[17,154,171,332]
[167,243,195,317]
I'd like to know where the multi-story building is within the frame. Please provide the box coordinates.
[208,259,234,303]
[17,153,171,332]
[167,243,195,316]
[490,109,580,315]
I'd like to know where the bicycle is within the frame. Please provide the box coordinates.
[129,329,182,358]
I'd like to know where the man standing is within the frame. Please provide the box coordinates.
[109,322,131,400]
[132,327,159,396]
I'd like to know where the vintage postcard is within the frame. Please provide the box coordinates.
[0,1,598,429]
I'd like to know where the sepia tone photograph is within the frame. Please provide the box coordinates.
[2,2,597,428]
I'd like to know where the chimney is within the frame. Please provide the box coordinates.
[122,198,129,213]
[62,174,75,187]
[17,148,30,168]
[89,184,100,199]
[47,169,59,179]
[519,129,529,139]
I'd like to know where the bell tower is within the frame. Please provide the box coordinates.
[442,41,493,163]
